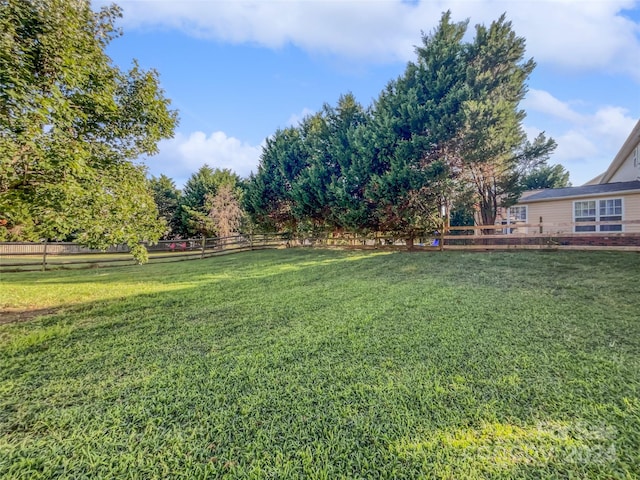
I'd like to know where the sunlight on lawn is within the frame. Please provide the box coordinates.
[393,421,618,472]
[0,280,202,311]
[232,251,393,279]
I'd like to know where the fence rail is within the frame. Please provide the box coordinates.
[2,225,640,273]
[0,234,286,272]
[296,225,640,252]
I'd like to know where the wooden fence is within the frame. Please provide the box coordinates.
[2,222,640,273]
[0,234,286,272]
[296,220,640,252]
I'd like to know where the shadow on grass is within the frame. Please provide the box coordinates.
[0,307,61,325]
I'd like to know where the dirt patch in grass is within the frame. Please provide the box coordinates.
[0,307,59,325]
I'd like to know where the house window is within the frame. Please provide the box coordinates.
[599,198,622,231]
[508,206,527,222]
[574,199,622,232]
[574,201,596,232]
[501,206,527,233]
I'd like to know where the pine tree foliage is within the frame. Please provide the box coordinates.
[521,162,571,190]
[461,14,556,224]
[366,13,470,242]
[244,11,556,240]
[149,174,181,239]
[243,128,309,232]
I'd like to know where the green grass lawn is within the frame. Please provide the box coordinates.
[1,249,639,479]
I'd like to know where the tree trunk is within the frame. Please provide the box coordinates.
[405,237,414,251]
[480,198,497,235]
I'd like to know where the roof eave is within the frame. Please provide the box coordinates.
[521,187,640,204]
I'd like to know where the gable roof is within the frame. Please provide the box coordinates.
[599,120,640,184]
[521,180,640,203]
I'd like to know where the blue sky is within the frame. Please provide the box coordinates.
[99,0,640,187]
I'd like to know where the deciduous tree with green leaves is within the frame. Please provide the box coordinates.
[0,0,178,262]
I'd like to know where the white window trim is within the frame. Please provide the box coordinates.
[573,197,624,233]
[501,205,528,234]
[507,205,528,223]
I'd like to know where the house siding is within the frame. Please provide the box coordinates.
[601,121,640,183]
[528,192,640,234]
[495,121,640,236]
[528,202,571,233]
[608,146,640,183]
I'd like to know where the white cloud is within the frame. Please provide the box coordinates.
[592,106,639,141]
[108,0,640,78]
[523,89,584,123]
[523,89,637,184]
[143,131,262,187]
[507,0,640,79]
[553,130,599,163]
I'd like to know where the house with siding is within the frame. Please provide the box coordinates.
[498,120,640,235]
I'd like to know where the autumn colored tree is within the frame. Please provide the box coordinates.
[207,183,244,238]
[178,166,239,237]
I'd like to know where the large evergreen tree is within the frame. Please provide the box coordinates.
[290,93,370,232]
[460,14,556,225]
[0,0,178,261]
[149,174,181,239]
[244,12,556,240]
[521,162,570,190]
[365,13,469,245]
[244,128,309,232]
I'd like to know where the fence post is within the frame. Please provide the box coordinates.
[201,235,206,259]
[42,239,48,272]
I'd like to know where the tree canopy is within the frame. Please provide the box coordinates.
[243,128,309,233]
[521,162,571,190]
[0,0,178,261]
[178,165,240,237]
[149,174,181,239]
[244,12,556,242]
[460,14,556,224]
